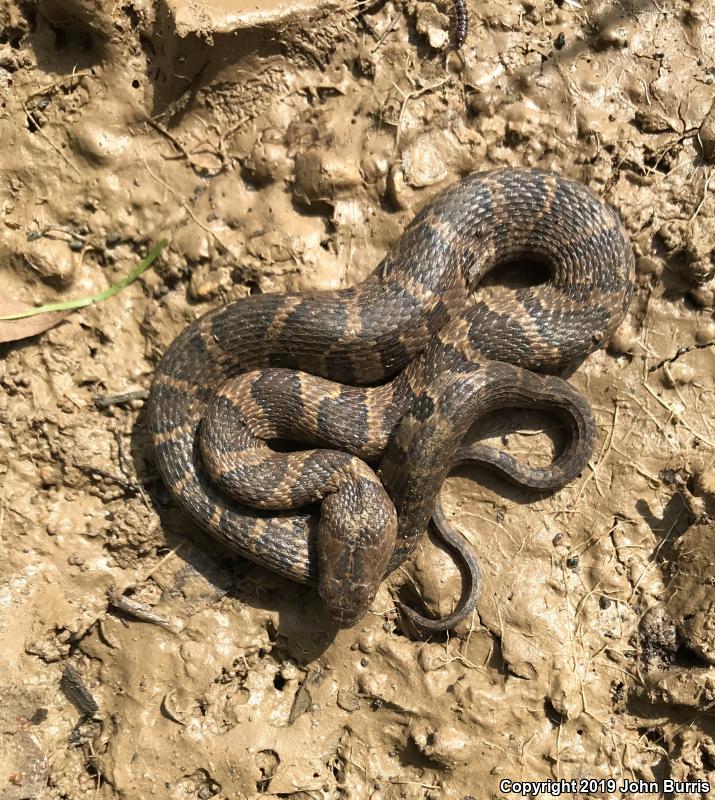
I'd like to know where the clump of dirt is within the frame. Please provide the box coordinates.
[1,0,714,797]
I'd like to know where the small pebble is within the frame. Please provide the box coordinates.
[547,668,582,720]
[386,166,409,210]
[21,238,76,287]
[336,689,360,712]
[293,149,361,203]
[30,708,48,725]
[597,21,632,49]
[401,132,448,188]
[414,2,450,50]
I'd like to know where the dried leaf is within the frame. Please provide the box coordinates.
[0,299,70,343]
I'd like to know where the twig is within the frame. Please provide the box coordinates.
[108,589,182,632]
[688,165,712,222]
[138,543,185,584]
[388,78,449,155]
[94,389,149,408]
[60,665,99,717]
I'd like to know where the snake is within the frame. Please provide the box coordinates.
[148,168,634,629]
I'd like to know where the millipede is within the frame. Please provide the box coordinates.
[452,0,468,48]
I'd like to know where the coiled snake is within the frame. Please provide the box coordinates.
[149,168,634,629]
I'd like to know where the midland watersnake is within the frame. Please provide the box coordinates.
[148,168,634,628]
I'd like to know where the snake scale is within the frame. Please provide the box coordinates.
[149,168,634,628]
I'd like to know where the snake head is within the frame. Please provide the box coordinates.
[317,478,397,628]
[320,577,377,627]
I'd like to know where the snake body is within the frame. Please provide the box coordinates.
[149,168,634,625]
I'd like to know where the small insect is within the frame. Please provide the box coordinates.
[452,0,468,48]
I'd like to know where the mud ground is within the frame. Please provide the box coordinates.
[1,0,714,797]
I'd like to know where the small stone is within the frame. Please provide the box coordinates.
[418,645,447,672]
[45,515,76,542]
[336,689,360,712]
[689,279,714,309]
[401,132,448,188]
[30,708,48,725]
[354,46,376,78]
[660,358,696,387]
[634,108,676,133]
[39,466,60,487]
[639,604,678,659]
[293,149,362,204]
[426,25,449,49]
[657,220,713,284]
[386,165,410,210]
[21,238,76,287]
[415,2,450,50]
[360,152,389,184]
[596,20,633,49]
[173,225,210,263]
[279,660,301,681]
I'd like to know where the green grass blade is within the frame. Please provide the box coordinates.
[0,239,169,321]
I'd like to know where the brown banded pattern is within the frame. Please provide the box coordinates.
[149,168,635,628]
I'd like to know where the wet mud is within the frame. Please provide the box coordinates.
[0,0,714,797]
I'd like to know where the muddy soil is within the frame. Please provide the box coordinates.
[1,0,714,798]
